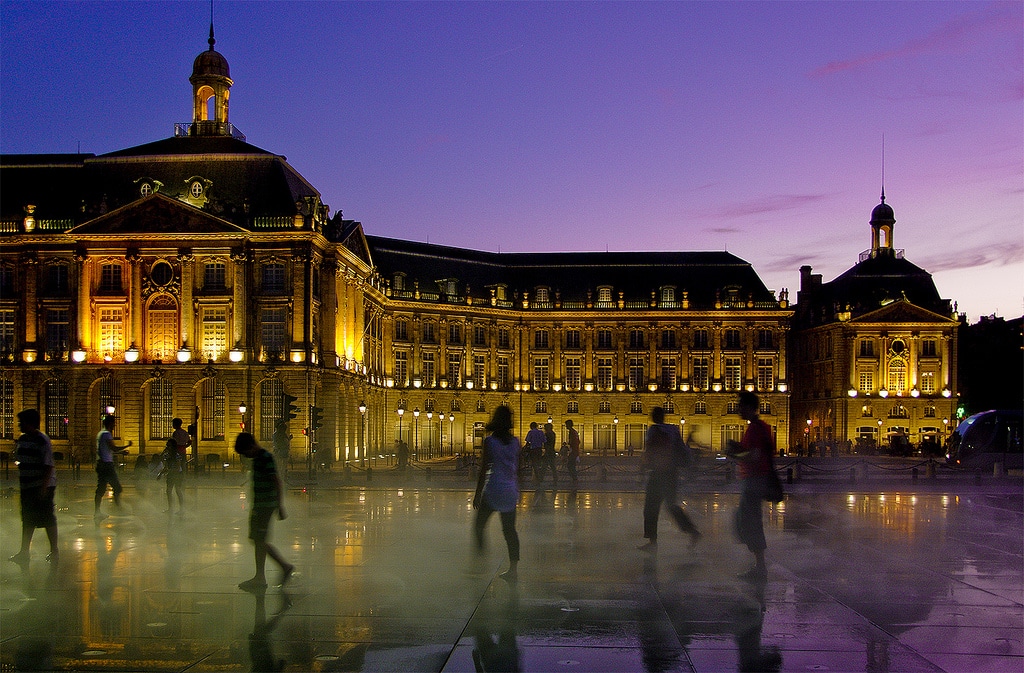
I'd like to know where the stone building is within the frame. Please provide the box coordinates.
[790,192,960,454]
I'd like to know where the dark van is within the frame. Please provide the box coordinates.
[946,410,1023,470]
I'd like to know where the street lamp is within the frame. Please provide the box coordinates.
[397,406,405,443]
[358,400,367,467]
[613,415,619,455]
[413,408,420,457]
[426,410,434,458]
[448,413,455,456]
[239,402,247,431]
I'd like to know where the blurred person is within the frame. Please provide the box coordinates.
[171,417,191,466]
[525,422,546,481]
[536,422,559,485]
[235,432,294,591]
[473,405,521,582]
[94,414,131,520]
[9,409,59,565]
[564,419,580,486]
[272,421,290,481]
[639,406,700,551]
[726,391,775,581]
[158,437,186,514]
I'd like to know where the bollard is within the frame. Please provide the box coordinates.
[912,467,918,481]
[366,467,373,482]
[600,464,608,483]
[927,461,936,479]
[850,466,857,484]
[786,467,793,484]
[994,462,1004,477]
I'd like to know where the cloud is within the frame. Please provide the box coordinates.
[703,193,832,219]
[809,6,1018,78]
[706,226,742,234]
[918,242,1024,273]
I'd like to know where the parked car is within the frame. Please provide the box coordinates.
[946,410,1023,470]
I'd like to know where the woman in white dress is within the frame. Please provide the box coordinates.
[473,405,521,581]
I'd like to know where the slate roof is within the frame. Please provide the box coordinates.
[367,235,779,309]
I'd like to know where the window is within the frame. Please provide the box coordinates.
[259,379,284,442]
[597,286,614,305]
[533,357,550,391]
[534,329,549,349]
[99,264,123,293]
[888,359,907,395]
[660,358,676,390]
[0,379,13,438]
[99,377,120,427]
[597,357,613,390]
[450,399,462,413]
[567,401,579,414]
[0,265,14,295]
[889,404,908,419]
[924,405,936,418]
[660,329,676,349]
[661,287,675,304]
[394,351,408,386]
[421,352,435,387]
[476,399,487,413]
[201,379,226,440]
[859,339,874,357]
[724,356,741,391]
[449,322,463,345]
[497,328,510,349]
[597,329,613,349]
[147,297,177,361]
[100,307,124,359]
[628,329,644,349]
[693,329,709,350]
[725,329,741,349]
[204,262,226,291]
[757,329,773,350]
[692,357,709,391]
[663,400,675,413]
[921,339,937,357]
[861,404,873,417]
[497,356,510,389]
[920,371,935,394]
[859,371,874,394]
[447,353,462,387]
[150,378,174,440]
[45,309,69,360]
[535,287,550,304]
[473,325,487,346]
[0,310,14,355]
[45,379,69,439]
[393,273,406,292]
[694,401,707,415]
[395,320,409,341]
[46,265,69,296]
[565,329,581,349]
[422,321,436,343]
[630,400,643,414]
[727,402,739,414]
[262,263,285,294]
[260,308,287,356]
[757,358,774,391]
[473,355,486,389]
[759,401,772,415]
[565,358,581,391]
[201,307,227,361]
[535,400,548,414]
[628,358,644,390]
[598,400,611,414]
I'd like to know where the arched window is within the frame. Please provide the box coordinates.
[694,401,707,415]
[147,295,178,362]
[888,358,907,395]
[149,378,174,440]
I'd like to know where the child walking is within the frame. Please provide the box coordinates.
[235,433,294,591]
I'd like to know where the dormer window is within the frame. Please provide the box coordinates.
[597,286,613,303]
[535,287,550,303]
[140,182,153,197]
[660,286,675,304]
[190,181,204,199]
[393,273,406,292]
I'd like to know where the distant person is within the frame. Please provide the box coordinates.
[9,409,59,565]
[639,407,700,551]
[525,422,546,481]
[726,391,775,581]
[564,419,580,486]
[235,432,294,591]
[537,422,559,485]
[473,406,521,582]
[272,421,290,478]
[159,437,186,514]
[397,439,410,471]
[172,417,191,467]
[94,415,131,520]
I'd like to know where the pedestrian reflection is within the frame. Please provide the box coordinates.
[736,577,781,673]
[247,587,291,672]
[95,529,125,636]
[471,583,521,672]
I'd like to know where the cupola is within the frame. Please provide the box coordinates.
[869,189,895,256]
[189,25,233,136]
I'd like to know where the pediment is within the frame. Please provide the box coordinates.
[68,193,246,236]
[849,298,954,325]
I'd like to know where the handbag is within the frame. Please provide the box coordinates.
[764,469,784,503]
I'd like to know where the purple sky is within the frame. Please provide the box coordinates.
[2,1,1021,321]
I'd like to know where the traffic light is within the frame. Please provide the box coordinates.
[283,393,299,422]
[310,405,324,432]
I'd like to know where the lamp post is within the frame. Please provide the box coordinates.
[877,417,884,453]
[413,408,420,458]
[397,406,405,443]
[358,400,367,467]
[613,415,619,455]
[239,402,247,431]
[449,413,455,456]
[426,410,434,459]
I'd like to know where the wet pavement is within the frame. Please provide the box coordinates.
[1,469,1021,672]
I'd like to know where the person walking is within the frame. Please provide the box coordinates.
[9,409,59,565]
[525,422,546,481]
[473,405,521,582]
[726,391,775,581]
[235,432,294,591]
[564,419,580,486]
[538,422,559,486]
[171,417,191,471]
[639,407,700,551]
[159,437,186,514]
[94,414,131,520]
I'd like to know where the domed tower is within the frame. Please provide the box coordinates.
[869,188,896,257]
[189,24,233,136]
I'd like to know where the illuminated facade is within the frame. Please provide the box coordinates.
[0,34,796,466]
[790,193,959,452]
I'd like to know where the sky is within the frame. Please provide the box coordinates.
[1,1,1021,322]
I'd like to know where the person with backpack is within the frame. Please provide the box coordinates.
[639,406,701,551]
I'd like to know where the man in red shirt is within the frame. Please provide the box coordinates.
[726,391,774,581]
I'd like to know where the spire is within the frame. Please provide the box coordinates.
[208,22,216,51]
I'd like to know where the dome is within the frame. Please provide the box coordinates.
[870,194,895,225]
[192,47,230,80]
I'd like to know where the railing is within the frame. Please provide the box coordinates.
[174,122,246,141]
[253,216,293,229]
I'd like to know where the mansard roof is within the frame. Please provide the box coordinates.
[1,135,322,230]
[367,235,779,310]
